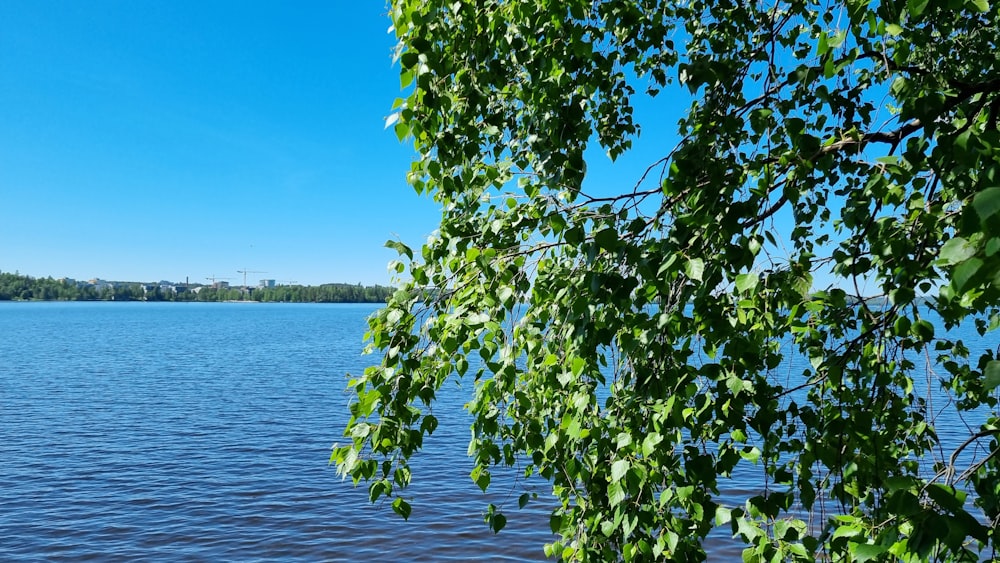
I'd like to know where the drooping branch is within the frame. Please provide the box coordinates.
[817,119,923,156]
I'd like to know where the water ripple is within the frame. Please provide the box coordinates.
[0,302,553,561]
[4,302,994,560]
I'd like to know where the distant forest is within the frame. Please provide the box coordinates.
[0,271,395,303]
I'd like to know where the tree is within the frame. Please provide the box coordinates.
[333,0,1000,560]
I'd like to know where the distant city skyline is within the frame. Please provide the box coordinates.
[9,270,380,288]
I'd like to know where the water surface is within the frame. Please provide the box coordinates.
[1,302,552,561]
[2,302,996,560]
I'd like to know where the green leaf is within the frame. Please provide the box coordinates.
[887,476,918,491]
[986,237,1000,257]
[472,467,491,492]
[973,188,1000,224]
[399,51,419,69]
[908,0,930,16]
[985,360,1000,391]
[893,316,912,336]
[735,273,758,293]
[817,31,829,56]
[392,497,412,520]
[686,258,705,282]
[394,121,410,142]
[351,422,372,439]
[786,117,805,135]
[518,493,531,509]
[911,319,935,342]
[926,483,966,512]
[608,481,626,507]
[491,512,507,533]
[498,286,514,306]
[594,228,619,251]
[368,480,389,503]
[852,542,889,561]
[829,30,846,49]
[735,517,763,541]
[969,0,989,12]
[611,459,630,482]
[953,257,984,292]
[890,286,914,306]
[616,432,633,449]
[386,308,404,325]
[833,524,863,539]
[938,237,976,265]
[715,506,732,526]
[641,433,663,457]
[549,513,564,534]
[384,239,413,259]
[548,213,567,234]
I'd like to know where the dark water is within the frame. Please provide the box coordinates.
[1,302,996,560]
[0,302,552,561]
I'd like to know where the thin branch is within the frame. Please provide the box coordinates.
[740,192,789,229]
[816,119,923,156]
[947,427,1000,485]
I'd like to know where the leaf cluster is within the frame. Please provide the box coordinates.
[336,0,1000,560]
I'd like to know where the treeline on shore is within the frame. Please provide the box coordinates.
[0,271,394,303]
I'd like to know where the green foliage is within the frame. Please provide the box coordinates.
[250,283,394,303]
[335,0,1000,560]
[0,272,106,301]
[0,271,393,303]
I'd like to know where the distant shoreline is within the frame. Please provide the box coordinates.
[0,271,394,303]
[0,300,384,305]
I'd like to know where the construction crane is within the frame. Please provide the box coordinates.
[236,269,267,297]
[205,275,233,287]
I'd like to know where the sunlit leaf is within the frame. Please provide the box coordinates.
[686,258,704,282]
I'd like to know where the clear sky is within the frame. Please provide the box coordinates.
[0,2,441,286]
[1,3,841,291]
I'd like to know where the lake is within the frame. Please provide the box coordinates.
[1,302,995,560]
[1,302,553,561]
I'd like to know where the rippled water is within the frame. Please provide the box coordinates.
[1,302,552,561]
[2,302,996,561]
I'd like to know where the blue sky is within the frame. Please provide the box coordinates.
[1,2,441,286]
[1,3,845,291]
